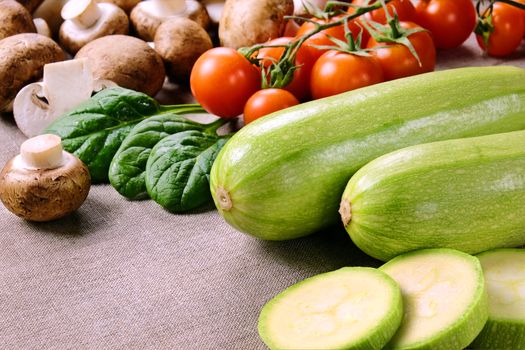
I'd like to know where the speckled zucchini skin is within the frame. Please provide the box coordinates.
[211,66,525,240]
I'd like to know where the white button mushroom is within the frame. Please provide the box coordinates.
[59,0,129,54]
[13,58,117,138]
[130,0,210,42]
[0,134,91,222]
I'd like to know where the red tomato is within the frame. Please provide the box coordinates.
[243,89,299,124]
[476,3,525,57]
[310,50,384,99]
[296,16,367,61]
[367,21,436,81]
[351,0,416,24]
[515,0,525,28]
[415,0,476,49]
[257,37,314,101]
[190,47,260,118]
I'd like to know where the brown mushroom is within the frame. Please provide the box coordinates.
[130,0,210,42]
[0,33,65,112]
[75,34,165,97]
[15,0,45,13]
[32,0,70,38]
[154,17,212,83]
[98,0,141,14]
[0,134,91,222]
[0,0,37,40]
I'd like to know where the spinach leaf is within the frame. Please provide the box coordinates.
[145,130,230,212]
[44,87,204,183]
[109,114,225,199]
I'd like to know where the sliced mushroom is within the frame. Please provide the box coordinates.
[0,33,65,113]
[59,0,129,54]
[13,57,117,138]
[0,134,91,222]
[130,0,210,42]
[0,0,36,40]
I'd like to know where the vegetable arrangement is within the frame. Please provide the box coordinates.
[210,65,525,240]
[44,87,229,213]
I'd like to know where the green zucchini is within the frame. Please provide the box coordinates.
[258,267,403,350]
[471,248,525,350]
[380,249,488,350]
[210,66,525,240]
[340,130,525,261]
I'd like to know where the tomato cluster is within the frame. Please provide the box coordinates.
[190,0,525,124]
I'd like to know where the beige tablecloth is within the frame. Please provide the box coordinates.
[1,36,524,349]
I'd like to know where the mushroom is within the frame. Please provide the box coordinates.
[13,58,117,137]
[0,134,91,222]
[0,0,37,40]
[201,0,225,26]
[0,33,65,113]
[59,0,129,54]
[16,0,45,13]
[98,0,141,14]
[154,17,213,83]
[33,18,52,37]
[75,34,166,97]
[33,0,70,38]
[130,0,210,42]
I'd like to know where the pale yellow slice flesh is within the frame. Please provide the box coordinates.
[380,249,487,349]
[258,267,403,350]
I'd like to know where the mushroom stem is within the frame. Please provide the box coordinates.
[20,134,64,170]
[61,0,101,28]
[146,0,187,16]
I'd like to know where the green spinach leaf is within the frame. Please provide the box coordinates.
[145,130,230,212]
[44,87,204,183]
[109,115,225,199]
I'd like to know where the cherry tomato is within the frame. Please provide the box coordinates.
[257,37,314,101]
[243,88,299,124]
[415,0,476,49]
[476,3,525,57]
[515,0,525,28]
[190,47,260,118]
[310,50,384,99]
[367,21,436,81]
[351,0,416,24]
[296,16,368,61]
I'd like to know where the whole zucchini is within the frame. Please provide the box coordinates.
[340,130,525,261]
[210,66,525,240]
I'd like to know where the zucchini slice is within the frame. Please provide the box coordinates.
[471,248,525,350]
[380,249,488,350]
[258,267,403,350]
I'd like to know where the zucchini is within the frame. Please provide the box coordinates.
[380,249,488,350]
[258,267,403,350]
[340,130,525,261]
[210,66,525,240]
[471,248,525,350]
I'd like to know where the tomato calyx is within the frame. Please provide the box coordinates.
[474,0,525,49]
[238,0,394,91]
[310,19,372,56]
[362,10,427,66]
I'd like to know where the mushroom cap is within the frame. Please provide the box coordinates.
[98,0,141,13]
[59,3,129,55]
[0,0,37,40]
[0,33,65,112]
[130,0,210,42]
[154,17,212,82]
[17,0,46,13]
[75,34,165,97]
[0,152,91,222]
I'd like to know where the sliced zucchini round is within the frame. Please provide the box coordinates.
[258,267,403,350]
[471,248,525,350]
[379,249,488,350]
